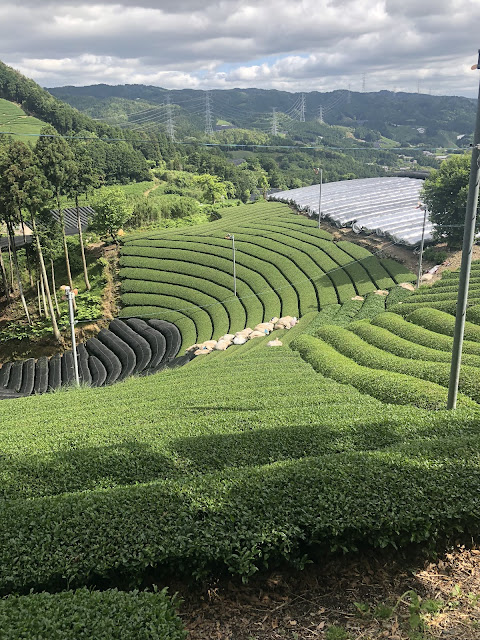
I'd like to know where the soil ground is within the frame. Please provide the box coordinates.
[174,546,480,639]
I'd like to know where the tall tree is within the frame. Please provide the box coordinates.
[68,137,100,290]
[22,161,62,343]
[422,154,475,248]
[90,187,132,244]
[0,140,33,323]
[35,125,77,296]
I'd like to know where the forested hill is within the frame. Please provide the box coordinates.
[48,84,477,144]
[0,61,179,184]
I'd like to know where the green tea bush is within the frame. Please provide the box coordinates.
[291,333,464,409]
[0,588,185,640]
[336,241,396,289]
[466,305,480,325]
[315,324,480,403]
[354,292,386,321]
[329,298,364,326]
[407,308,480,342]
[386,286,414,308]
[348,320,480,368]
[373,312,480,357]
[380,258,416,283]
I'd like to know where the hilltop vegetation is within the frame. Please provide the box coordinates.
[49,83,476,148]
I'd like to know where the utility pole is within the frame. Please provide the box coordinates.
[205,90,214,136]
[317,105,324,124]
[225,234,236,296]
[416,203,428,288]
[166,95,176,142]
[300,93,306,122]
[447,51,480,409]
[271,107,278,136]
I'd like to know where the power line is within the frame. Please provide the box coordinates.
[204,90,214,136]
[163,96,175,142]
[1,130,472,154]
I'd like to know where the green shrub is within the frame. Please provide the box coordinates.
[373,312,480,357]
[407,308,480,342]
[0,588,186,640]
[354,292,386,321]
[291,333,467,410]
[315,324,480,403]
[467,305,480,325]
[386,286,414,308]
[379,258,416,283]
[348,319,480,368]
[423,247,448,263]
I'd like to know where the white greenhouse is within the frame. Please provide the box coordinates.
[270,177,433,246]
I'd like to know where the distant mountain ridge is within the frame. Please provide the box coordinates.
[48,84,476,145]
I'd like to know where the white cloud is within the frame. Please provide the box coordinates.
[1,0,479,96]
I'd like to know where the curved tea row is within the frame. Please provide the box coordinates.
[0,319,190,400]
[120,201,414,351]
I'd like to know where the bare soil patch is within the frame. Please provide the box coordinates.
[173,546,480,640]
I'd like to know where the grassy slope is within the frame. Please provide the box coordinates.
[0,97,45,138]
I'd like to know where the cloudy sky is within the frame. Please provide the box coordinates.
[1,0,480,96]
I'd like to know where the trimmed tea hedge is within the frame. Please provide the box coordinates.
[315,324,480,403]
[348,320,480,368]
[291,333,468,409]
[406,308,480,342]
[121,201,410,344]
[373,312,480,357]
[0,588,186,640]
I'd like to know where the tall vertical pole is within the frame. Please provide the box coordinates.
[232,235,237,297]
[416,205,427,289]
[65,286,80,386]
[318,168,323,228]
[447,53,480,409]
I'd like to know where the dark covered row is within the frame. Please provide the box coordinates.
[0,319,191,399]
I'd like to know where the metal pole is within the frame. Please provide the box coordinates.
[447,54,480,409]
[318,168,323,228]
[417,206,427,289]
[65,286,80,386]
[232,235,237,297]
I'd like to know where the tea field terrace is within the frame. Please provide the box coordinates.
[2,315,480,600]
[120,201,414,350]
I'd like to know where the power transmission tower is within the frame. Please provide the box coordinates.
[205,90,214,136]
[362,73,366,92]
[166,96,176,142]
[300,93,306,122]
[317,105,324,124]
[271,107,278,136]
[417,80,421,94]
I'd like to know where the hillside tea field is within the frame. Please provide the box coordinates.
[2,200,480,638]
[119,201,412,350]
[0,98,45,138]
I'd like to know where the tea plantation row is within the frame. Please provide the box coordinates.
[3,316,480,600]
[120,201,413,349]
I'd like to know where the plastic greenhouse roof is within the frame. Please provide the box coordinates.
[269,177,432,246]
